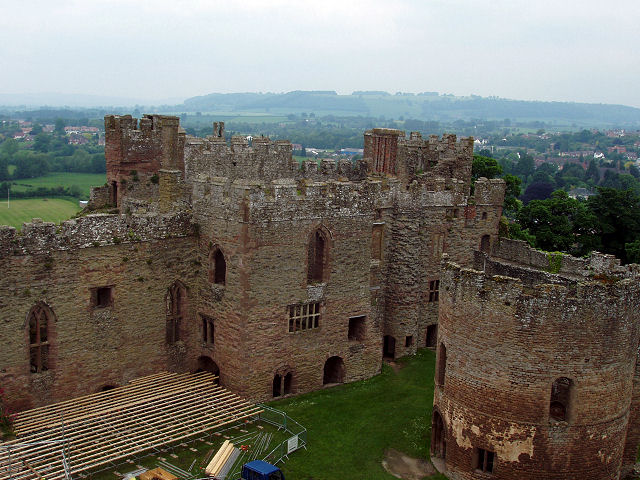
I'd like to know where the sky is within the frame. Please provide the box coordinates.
[1,0,639,107]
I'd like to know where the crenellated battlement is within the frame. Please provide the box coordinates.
[184,134,295,183]
[0,212,194,258]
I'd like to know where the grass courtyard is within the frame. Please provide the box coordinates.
[272,348,445,480]
[0,197,81,229]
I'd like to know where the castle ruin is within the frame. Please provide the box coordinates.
[1,114,638,478]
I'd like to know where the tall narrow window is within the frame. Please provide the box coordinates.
[437,343,447,386]
[28,304,52,373]
[371,224,384,260]
[166,282,186,344]
[480,234,491,253]
[307,228,328,283]
[550,377,572,421]
[201,314,215,345]
[428,280,440,302]
[209,247,226,285]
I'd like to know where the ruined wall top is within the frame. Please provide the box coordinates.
[0,212,193,258]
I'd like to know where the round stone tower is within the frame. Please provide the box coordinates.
[432,249,640,480]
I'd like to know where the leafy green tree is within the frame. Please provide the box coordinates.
[503,174,522,217]
[54,118,66,136]
[472,154,502,183]
[1,139,18,157]
[587,188,640,263]
[517,190,597,254]
[625,239,640,264]
[585,160,600,184]
[30,123,43,135]
[33,133,51,153]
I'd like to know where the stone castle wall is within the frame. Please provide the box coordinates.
[434,253,640,479]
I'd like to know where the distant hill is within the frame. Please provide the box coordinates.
[181,91,640,127]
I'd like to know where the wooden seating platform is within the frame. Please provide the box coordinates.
[0,372,262,480]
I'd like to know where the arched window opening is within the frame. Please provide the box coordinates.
[480,235,491,254]
[323,356,345,385]
[273,374,282,397]
[208,248,226,285]
[308,228,328,284]
[436,343,447,387]
[431,410,446,459]
[166,282,186,344]
[550,377,572,421]
[196,356,220,385]
[111,181,118,207]
[28,304,52,373]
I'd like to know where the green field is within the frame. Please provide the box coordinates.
[0,197,81,229]
[10,172,106,197]
[272,349,446,480]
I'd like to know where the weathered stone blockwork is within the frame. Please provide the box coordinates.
[1,115,505,415]
[433,242,640,479]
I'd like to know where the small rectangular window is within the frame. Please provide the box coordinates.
[91,286,113,308]
[201,315,214,345]
[348,316,366,341]
[405,335,414,347]
[288,302,320,332]
[475,448,495,473]
[428,280,440,302]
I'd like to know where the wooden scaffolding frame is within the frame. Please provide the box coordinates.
[0,372,262,480]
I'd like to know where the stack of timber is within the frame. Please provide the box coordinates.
[0,372,262,480]
[205,441,237,478]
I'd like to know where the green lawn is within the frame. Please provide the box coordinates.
[0,197,81,229]
[270,349,446,480]
[10,172,106,197]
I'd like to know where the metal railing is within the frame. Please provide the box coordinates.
[227,405,306,480]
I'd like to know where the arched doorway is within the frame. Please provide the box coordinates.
[323,356,345,385]
[196,356,220,385]
[431,410,446,459]
[98,385,117,392]
[383,335,396,359]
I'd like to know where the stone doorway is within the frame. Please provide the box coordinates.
[383,335,396,359]
[196,356,220,385]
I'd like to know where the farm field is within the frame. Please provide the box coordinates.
[273,349,446,480]
[0,197,81,228]
[10,172,106,197]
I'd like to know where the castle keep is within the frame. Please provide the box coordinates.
[0,114,504,411]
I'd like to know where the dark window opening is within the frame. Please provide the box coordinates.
[273,374,282,397]
[405,335,414,348]
[166,282,186,344]
[308,228,328,283]
[99,385,117,392]
[426,324,438,348]
[209,248,227,285]
[431,411,446,459]
[383,335,396,359]
[475,448,495,473]
[323,356,345,384]
[550,377,572,421]
[111,181,118,207]
[202,315,215,345]
[482,211,488,220]
[92,286,113,308]
[348,316,366,341]
[288,302,320,332]
[453,209,459,218]
[436,343,447,386]
[428,280,440,302]
[28,304,51,373]
[480,234,491,253]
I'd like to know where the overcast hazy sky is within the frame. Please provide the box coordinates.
[1,0,639,107]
